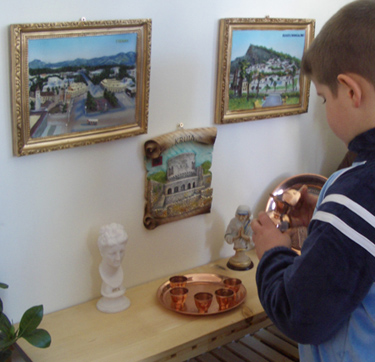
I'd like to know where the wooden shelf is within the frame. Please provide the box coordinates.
[18,250,266,362]
[192,323,300,362]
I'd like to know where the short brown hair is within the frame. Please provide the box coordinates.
[302,0,375,95]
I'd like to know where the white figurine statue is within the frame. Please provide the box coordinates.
[224,205,254,270]
[96,223,131,313]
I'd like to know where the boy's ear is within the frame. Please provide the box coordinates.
[337,74,362,107]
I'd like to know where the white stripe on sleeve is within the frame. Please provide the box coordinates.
[312,211,375,257]
[321,194,375,226]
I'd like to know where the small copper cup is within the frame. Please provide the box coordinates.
[194,292,213,313]
[170,287,188,310]
[215,288,235,310]
[223,278,242,295]
[169,275,188,288]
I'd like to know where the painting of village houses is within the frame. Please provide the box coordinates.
[229,28,306,112]
[28,32,138,138]
[215,19,314,124]
[143,128,217,229]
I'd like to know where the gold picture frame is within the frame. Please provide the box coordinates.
[10,19,151,156]
[215,18,315,124]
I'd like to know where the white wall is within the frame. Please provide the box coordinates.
[0,0,349,321]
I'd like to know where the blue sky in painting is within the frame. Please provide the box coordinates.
[28,32,137,63]
[231,29,306,61]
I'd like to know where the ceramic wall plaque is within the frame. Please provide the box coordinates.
[143,127,217,229]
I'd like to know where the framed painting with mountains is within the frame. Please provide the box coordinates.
[215,18,315,124]
[10,19,151,156]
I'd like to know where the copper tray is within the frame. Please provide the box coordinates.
[265,173,327,250]
[265,173,327,212]
[157,273,247,316]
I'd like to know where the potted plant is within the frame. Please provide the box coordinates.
[0,283,51,362]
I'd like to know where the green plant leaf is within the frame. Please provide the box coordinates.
[0,313,13,336]
[19,305,43,337]
[0,330,17,351]
[0,284,8,290]
[0,337,16,352]
[22,328,51,348]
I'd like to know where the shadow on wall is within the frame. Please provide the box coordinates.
[296,96,347,176]
[87,227,102,298]
[204,208,227,262]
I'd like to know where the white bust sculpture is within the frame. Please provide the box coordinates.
[96,223,130,313]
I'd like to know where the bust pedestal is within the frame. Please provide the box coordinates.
[97,294,131,313]
[97,262,131,313]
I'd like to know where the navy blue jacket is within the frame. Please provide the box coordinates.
[256,129,375,345]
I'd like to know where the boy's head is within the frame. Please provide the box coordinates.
[302,0,375,96]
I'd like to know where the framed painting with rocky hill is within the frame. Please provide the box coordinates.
[215,18,315,124]
[10,19,151,156]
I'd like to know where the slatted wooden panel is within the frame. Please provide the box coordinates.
[188,324,299,362]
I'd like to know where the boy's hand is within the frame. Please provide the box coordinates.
[251,211,291,259]
[288,185,318,228]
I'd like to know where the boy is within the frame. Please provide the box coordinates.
[251,1,375,360]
